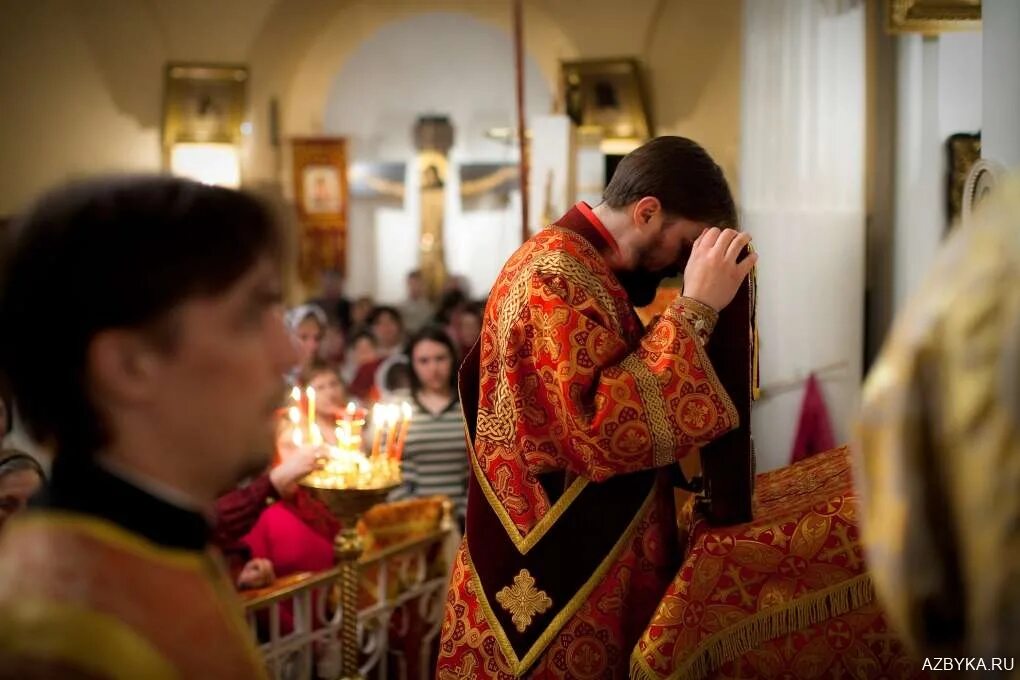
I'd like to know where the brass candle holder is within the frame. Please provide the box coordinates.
[287,391,412,679]
[301,482,400,680]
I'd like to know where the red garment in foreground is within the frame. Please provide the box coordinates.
[790,373,836,463]
[437,205,738,679]
[0,515,266,679]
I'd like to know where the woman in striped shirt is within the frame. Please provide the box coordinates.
[391,325,469,526]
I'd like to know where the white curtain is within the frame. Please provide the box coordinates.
[742,0,866,471]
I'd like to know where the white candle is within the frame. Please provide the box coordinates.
[370,404,383,460]
[386,404,401,459]
[305,386,316,431]
[395,402,413,461]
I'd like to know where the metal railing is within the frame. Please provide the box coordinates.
[242,527,454,680]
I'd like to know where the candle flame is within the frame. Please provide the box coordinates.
[297,399,404,490]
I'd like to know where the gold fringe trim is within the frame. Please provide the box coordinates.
[630,572,874,680]
[749,254,761,403]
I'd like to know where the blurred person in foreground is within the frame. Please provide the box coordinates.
[0,176,296,679]
[856,175,1020,673]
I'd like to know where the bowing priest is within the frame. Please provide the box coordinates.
[439,136,757,679]
[0,177,296,679]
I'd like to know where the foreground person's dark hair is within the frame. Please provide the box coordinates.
[0,176,283,457]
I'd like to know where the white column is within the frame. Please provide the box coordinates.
[742,0,866,471]
[983,0,1020,168]
[892,30,981,310]
[892,36,944,310]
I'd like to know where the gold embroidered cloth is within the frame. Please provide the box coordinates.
[632,447,928,680]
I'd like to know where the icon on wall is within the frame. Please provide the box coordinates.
[162,63,248,187]
[292,137,349,283]
[561,58,652,143]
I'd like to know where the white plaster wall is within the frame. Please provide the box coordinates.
[742,1,866,472]
[319,12,552,301]
[983,0,1020,169]
[893,32,982,311]
[0,1,160,214]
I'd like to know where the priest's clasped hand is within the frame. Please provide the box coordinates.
[681,228,758,312]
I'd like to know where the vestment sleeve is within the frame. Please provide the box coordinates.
[499,268,738,481]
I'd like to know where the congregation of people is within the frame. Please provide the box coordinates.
[221,268,479,592]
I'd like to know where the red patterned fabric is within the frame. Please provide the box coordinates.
[437,207,739,680]
[632,447,930,680]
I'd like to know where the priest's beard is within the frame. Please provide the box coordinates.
[615,243,693,307]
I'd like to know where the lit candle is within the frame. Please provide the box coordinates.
[342,402,356,448]
[369,404,383,460]
[290,386,302,403]
[394,402,413,461]
[379,407,391,459]
[352,412,364,449]
[386,404,401,459]
[305,386,316,433]
[288,406,301,425]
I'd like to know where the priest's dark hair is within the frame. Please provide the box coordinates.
[602,136,738,229]
[0,176,283,458]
